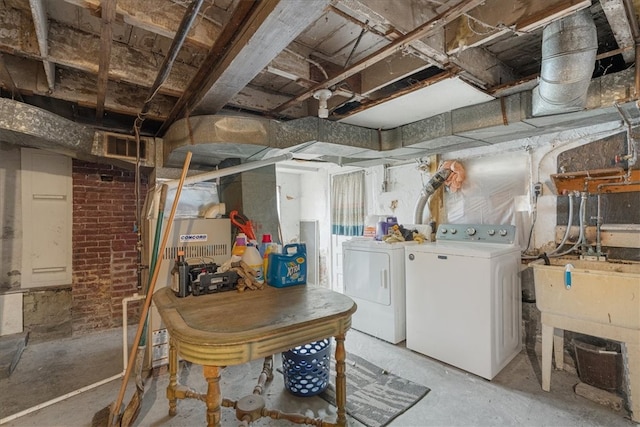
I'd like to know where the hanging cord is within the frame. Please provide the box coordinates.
[522,192,538,254]
[134,117,143,289]
[132,0,205,288]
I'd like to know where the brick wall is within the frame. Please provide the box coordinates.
[72,160,148,334]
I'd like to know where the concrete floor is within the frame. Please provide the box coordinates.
[0,327,637,427]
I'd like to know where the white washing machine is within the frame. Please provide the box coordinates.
[342,238,414,344]
[404,224,522,380]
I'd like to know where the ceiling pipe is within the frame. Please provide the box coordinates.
[165,153,294,189]
[532,8,598,117]
[138,0,205,118]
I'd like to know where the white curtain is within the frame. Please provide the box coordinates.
[331,170,365,236]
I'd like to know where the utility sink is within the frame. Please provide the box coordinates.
[531,258,640,422]
[533,258,640,329]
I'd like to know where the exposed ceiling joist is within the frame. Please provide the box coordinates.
[0,53,24,102]
[61,0,221,49]
[192,0,331,114]
[27,0,54,91]
[96,0,116,120]
[446,0,592,53]
[0,0,633,168]
[274,0,487,114]
[156,0,259,134]
[600,0,636,64]
[336,0,516,90]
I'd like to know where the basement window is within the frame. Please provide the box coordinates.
[105,133,147,160]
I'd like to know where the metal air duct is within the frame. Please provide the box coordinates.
[532,9,598,117]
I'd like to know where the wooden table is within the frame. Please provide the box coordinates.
[153,285,357,426]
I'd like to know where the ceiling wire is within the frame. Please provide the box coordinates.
[463,13,525,37]
[343,20,369,68]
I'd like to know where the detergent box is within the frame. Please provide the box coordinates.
[267,243,307,287]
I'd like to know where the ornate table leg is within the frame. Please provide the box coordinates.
[203,365,222,427]
[334,333,347,427]
[167,337,178,416]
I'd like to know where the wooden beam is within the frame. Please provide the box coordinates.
[600,0,636,63]
[156,0,258,134]
[335,0,515,88]
[274,0,486,114]
[159,0,331,134]
[193,0,331,114]
[0,7,40,58]
[61,0,221,49]
[46,21,193,96]
[446,0,591,53]
[0,53,25,102]
[0,54,175,119]
[96,0,116,121]
[28,0,55,91]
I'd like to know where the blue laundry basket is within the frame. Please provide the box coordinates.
[281,339,331,396]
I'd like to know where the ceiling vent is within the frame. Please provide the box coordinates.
[103,132,149,161]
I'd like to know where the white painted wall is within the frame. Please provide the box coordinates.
[276,171,301,245]
[445,121,624,251]
[365,162,428,225]
[276,120,625,289]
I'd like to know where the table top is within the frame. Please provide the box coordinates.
[153,285,357,366]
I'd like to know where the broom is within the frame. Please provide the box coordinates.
[92,152,192,426]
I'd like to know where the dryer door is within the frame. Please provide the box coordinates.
[343,248,391,305]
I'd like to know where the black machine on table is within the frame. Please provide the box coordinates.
[173,259,239,297]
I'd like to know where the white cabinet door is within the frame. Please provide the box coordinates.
[343,249,391,305]
[21,148,72,287]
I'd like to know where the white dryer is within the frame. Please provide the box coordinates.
[342,238,413,344]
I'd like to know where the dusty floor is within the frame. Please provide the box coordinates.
[0,327,637,427]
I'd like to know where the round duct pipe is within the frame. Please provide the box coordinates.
[532,9,598,117]
[413,168,452,224]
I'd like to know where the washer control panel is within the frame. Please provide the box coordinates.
[436,224,516,244]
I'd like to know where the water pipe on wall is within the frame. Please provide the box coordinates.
[0,293,145,424]
[614,102,638,172]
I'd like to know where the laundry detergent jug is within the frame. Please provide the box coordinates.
[267,244,307,287]
[375,216,398,240]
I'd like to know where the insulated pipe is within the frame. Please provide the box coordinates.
[165,153,294,189]
[139,0,205,118]
[532,9,598,117]
[413,168,452,224]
